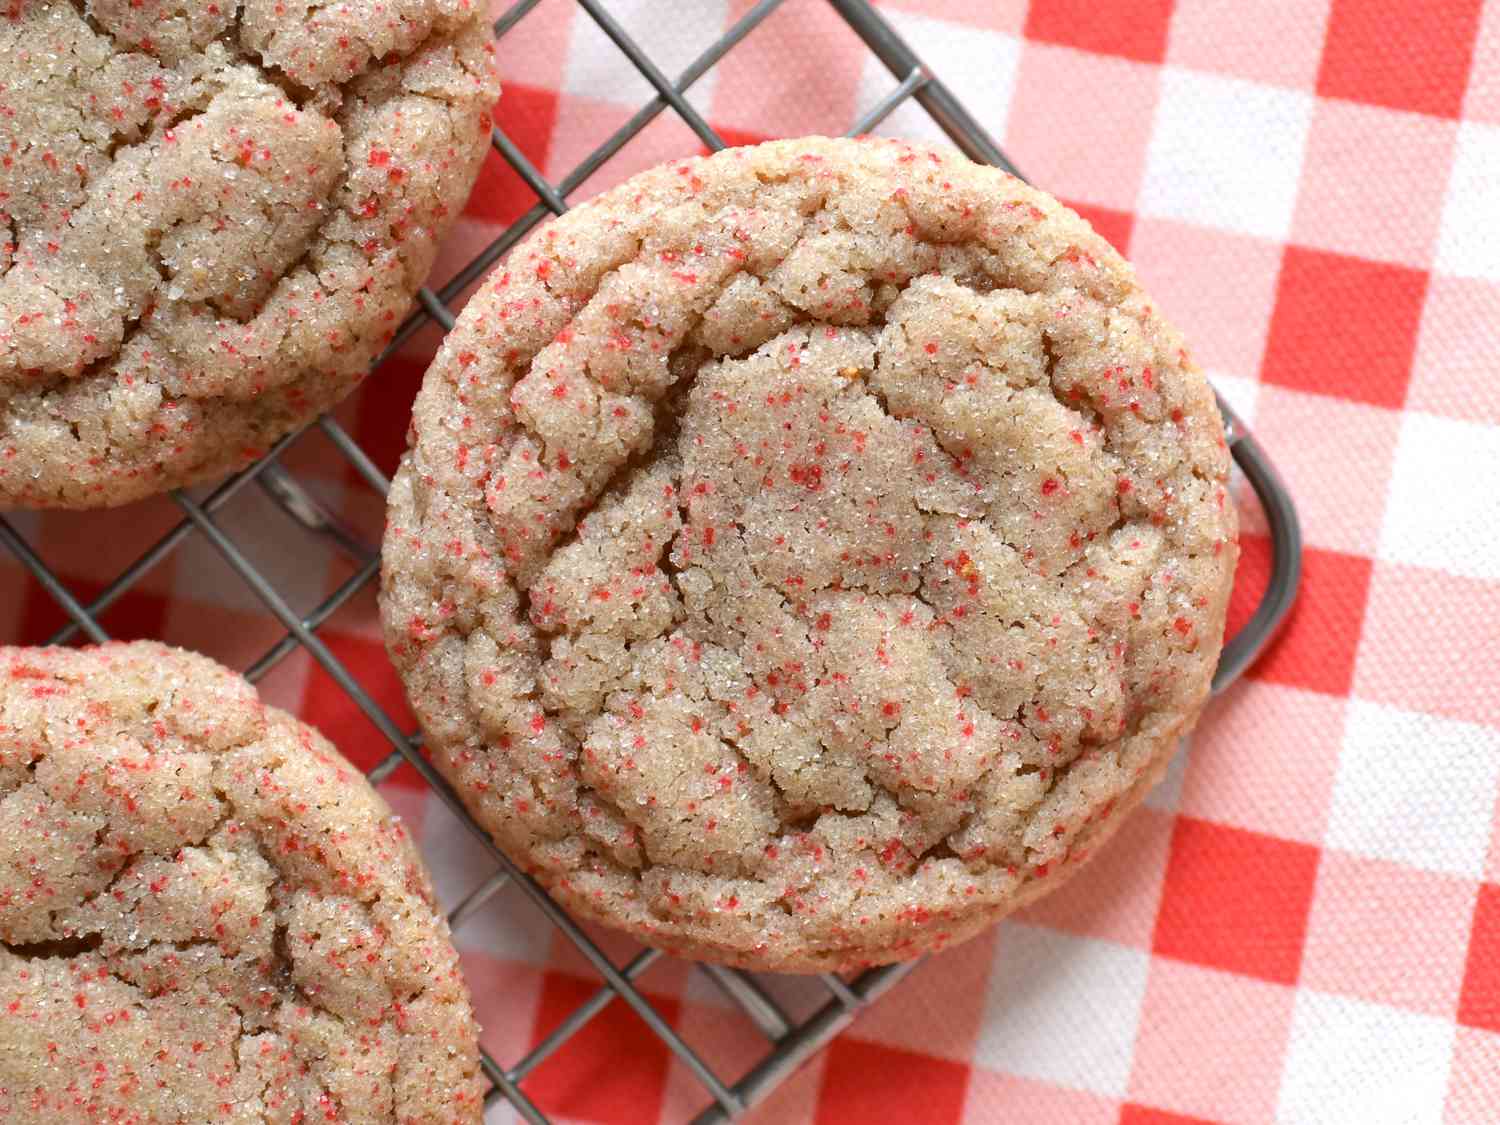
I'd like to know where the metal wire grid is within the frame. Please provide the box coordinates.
[0,1,1303,1121]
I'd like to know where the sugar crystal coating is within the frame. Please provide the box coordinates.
[0,0,499,508]
[0,642,483,1122]
[380,137,1239,972]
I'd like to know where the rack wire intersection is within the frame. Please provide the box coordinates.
[0,1,1302,1121]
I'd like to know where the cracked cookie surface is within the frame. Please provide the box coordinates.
[380,137,1238,972]
[0,0,499,508]
[0,642,483,1123]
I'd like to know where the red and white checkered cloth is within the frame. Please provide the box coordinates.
[5,1,1500,1121]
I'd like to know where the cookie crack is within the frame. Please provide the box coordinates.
[3,932,103,959]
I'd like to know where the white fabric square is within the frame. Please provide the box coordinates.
[172,479,344,616]
[485,1101,524,1125]
[1140,67,1313,241]
[1277,989,1454,1125]
[1327,700,1500,878]
[973,922,1148,1095]
[854,12,1021,146]
[1378,410,1500,580]
[419,791,556,964]
[562,0,730,111]
[1143,737,1190,812]
[1437,122,1500,282]
[1207,368,1261,428]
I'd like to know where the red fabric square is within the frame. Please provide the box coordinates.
[1153,817,1321,985]
[1317,0,1484,118]
[300,629,419,783]
[815,1038,970,1125]
[1066,199,1136,257]
[350,354,427,482]
[1024,0,1175,64]
[464,84,559,227]
[20,576,169,647]
[1261,246,1427,409]
[1120,1106,1221,1125]
[1224,531,1272,647]
[1459,883,1500,1032]
[1245,541,1373,698]
[707,123,771,152]
[526,971,681,1125]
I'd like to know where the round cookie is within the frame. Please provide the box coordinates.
[380,136,1238,972]
[0,642,484,1122]
[0,0,499,508]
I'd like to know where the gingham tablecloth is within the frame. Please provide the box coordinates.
[5,1,1500,1122]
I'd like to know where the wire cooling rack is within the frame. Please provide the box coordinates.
[0,1,1303,1121]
